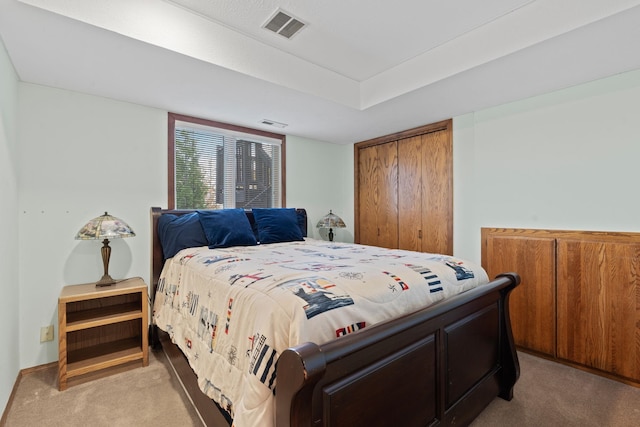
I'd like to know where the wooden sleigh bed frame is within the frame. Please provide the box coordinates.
[150,207,521,426]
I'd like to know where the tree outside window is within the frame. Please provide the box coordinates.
[175,129,207,209]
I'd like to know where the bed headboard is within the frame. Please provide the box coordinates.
[149,207,308,305]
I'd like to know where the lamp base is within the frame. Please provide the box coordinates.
[96,238,116,287]
[96,274,116,287]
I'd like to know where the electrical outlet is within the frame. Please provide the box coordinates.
[40,325,54,343]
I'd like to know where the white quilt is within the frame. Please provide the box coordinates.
[153,239,489,427]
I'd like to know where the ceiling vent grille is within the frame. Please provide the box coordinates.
[263,9,306,39]
[261,119,288,129]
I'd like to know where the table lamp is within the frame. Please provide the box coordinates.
[316,210,346,242]
[75,212,136,286]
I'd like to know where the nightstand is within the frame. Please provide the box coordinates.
[58,277,149,391]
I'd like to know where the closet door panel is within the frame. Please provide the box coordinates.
[557,238,640,381]
[357,142,398,248]
[398,135,423,251]
[357,144,378,246]
[421,130,453,255]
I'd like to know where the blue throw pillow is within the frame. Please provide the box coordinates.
[157,213,209,259]
[253,208,304,244]
[198,209,257,248]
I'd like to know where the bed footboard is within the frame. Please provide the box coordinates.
[276,273,520,427]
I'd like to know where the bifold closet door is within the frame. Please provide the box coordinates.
[357,141,398,248]
[397,130,452,255]
[420,129,452,255]
[398,135,423,251]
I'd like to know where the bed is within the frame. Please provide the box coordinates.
[150,207,520,426]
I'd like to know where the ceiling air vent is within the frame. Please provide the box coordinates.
[263,9,306,39]
[261,119,288,129]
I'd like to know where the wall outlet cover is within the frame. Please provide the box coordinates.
[40,325,54,343]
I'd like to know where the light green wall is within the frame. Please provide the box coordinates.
[15,84,355,369]
[0,35,20,412]
[286,135,354,242]
[454,69,640,263]
[17,84,168,367]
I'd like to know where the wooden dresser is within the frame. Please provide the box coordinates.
[481,228,640,386]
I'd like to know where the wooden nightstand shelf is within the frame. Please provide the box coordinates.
[58,277,149,390]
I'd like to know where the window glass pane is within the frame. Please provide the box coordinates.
[175,127,223,209]
[235,140,280,208]
[171,116,283,209]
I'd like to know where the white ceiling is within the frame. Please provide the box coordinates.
[1,0,640,144]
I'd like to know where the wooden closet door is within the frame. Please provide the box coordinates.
[420,130,452,255]
[557,238,640,381]
[482,230,556,357]
[398,135,422,251]
[355,119,452,251]
[398,130,452,255]
[357,142,398,248]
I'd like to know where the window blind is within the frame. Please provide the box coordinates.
[174,120,282,209]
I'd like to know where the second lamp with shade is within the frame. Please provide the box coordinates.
[75,212,136,287]
[316,210,346,242]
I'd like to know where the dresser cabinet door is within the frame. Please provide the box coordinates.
[484,232,557,357]
[557,238,640,381]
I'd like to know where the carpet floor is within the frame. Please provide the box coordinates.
[471,352,640,427]
[3,350,639,426]
[3,349,202,426]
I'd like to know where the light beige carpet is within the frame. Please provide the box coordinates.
[471,352,640,427]
[4,350,640,426]
[3,350,202,427]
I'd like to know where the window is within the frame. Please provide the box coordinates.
[168,113,286,209]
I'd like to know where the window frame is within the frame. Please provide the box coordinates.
[168,112,286,209]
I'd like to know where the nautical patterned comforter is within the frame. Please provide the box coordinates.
[152,238,489,427]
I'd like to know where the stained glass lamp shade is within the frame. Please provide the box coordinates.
[316,210,346,242]
[75,212,136,286]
